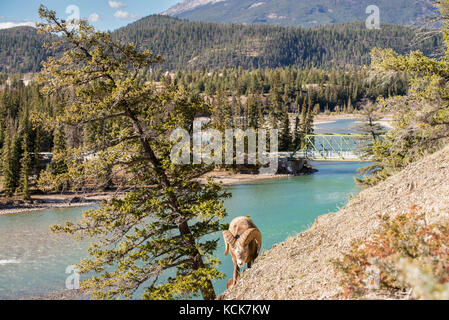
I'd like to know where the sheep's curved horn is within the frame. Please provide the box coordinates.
[223,231,236,255]
[238,228,262,253]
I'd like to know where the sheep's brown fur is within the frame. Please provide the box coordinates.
[223,217,262,288]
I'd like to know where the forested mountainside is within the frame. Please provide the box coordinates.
[0,27,57,74]
[163,0,436,28]
[0,15,442,73]
[112,16,441,70]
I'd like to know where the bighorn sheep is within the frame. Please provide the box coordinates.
[223,217,262,288]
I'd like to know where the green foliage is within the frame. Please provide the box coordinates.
[333,206,449,300]
[0,27,58,73]
[0,81,53,197]
[37,5,229,300]
[354,100,387,187]
[279,111,292,151]
[116,16,441,71]
[357,1,449,186]
[1,124,16,197]
[168,66,408,134]
[0,16,442,73]
[1,33,413,194]
[20,129,31,200]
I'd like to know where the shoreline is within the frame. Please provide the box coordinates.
[314,113,394,129]
[0,114,393,216]
[314,113,362,124]
[0,193,115,216]
[0,174,293,216]
[198,172,294,186]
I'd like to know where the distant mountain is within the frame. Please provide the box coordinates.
[162,0,436,27]
[112,15,441,70]
[0,27,57,74]
[163,0,226,16]
[0,15,442,73]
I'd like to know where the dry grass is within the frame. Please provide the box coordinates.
[219,145,449,300]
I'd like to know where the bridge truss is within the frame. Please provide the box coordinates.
[291,134,376,162]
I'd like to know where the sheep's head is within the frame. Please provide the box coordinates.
[223,228,262,268]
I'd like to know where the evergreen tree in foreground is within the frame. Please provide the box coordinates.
[37,6,229,300]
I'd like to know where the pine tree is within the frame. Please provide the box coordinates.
[2,125,14,197]
[1,119,21,197]
[50,125,68,176]
[10,128,22,193]
[20,130,31,200]
[268,84,283,128]
[247,94,259,129]
[38,6,228,300]
[279,110,292,151]
[293,115,302,150]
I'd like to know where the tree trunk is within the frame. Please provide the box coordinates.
[125,106,217,300]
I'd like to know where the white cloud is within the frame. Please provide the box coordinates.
[113,10,138,20]
[108,1,126,9]
[0,21,36,30]
[88,13,101,23]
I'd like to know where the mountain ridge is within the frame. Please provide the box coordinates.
[0,15,442,74]
[163,0,436,27]
[163,0,226,16]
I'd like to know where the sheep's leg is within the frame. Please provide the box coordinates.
[226,278,234,289]
[233,263,240,283]
[247,261,252,268]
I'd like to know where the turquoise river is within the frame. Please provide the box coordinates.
[0,119,368,299]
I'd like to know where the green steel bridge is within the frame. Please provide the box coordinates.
[279,134,378,162]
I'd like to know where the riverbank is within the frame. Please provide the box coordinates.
[0,173,294,215]
[219,144,449,300]
[314,113,362,124]
[198,172,292,186]
[7,160,361,301]
[0,193,110,215]
[0,114,389,216]
[314,113,393,129]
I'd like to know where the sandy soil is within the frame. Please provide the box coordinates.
[198,172,292,186]
[0,192,121,216]
[314,113,362,124]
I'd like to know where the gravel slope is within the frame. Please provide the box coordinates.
[220,145,449,300]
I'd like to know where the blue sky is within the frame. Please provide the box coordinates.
[0,0,180,31]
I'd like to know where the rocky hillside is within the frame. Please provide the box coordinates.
[220,144,449,300]
[163,0,436,27]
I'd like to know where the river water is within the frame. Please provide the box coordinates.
[0,119,367,299]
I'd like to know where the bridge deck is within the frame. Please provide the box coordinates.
[284,134,377,162]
